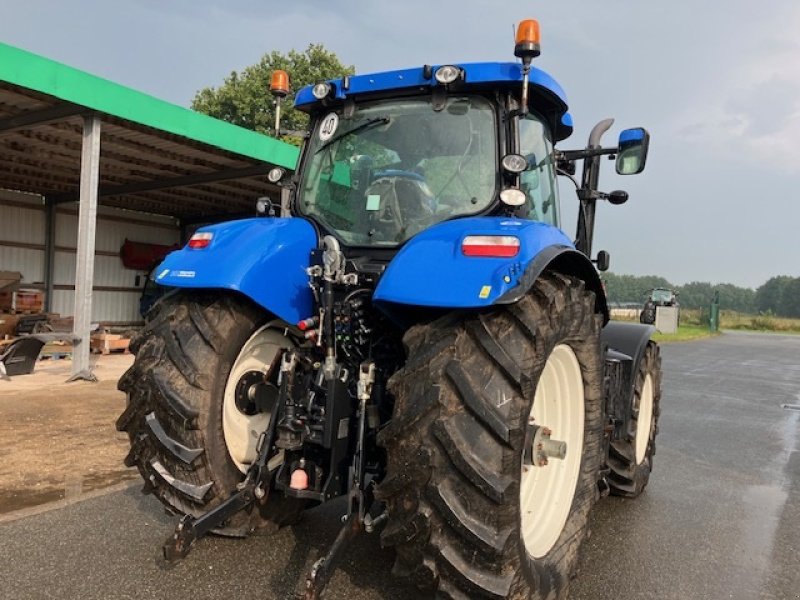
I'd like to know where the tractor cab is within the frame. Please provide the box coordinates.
[266,43,648,273]
[283,63,569,250]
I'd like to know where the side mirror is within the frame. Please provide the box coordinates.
[615,128,650,175]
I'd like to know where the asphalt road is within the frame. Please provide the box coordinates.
[1,331,798,599]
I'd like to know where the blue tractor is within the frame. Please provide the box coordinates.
[118,19,661,599]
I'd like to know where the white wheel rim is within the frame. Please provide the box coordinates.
[222,326,287,473]
[520,344,585,559]
[635,373,654,464]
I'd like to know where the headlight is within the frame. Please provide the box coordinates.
[434,65,462,85]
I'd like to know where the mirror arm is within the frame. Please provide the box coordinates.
[559,147,617,162]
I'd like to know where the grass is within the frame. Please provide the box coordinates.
[609,311,720,342]
[651,324,719,343]
[718,310,800,333]
[679,309,800,334]
[610,308,800,341]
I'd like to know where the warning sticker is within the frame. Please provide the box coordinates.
[366,195,381,211]
[479,285,492,299]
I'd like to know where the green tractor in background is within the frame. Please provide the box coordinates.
[640,288,679,325]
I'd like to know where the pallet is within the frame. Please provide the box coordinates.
[90,335,130,355]
[41,342,73,360]
[40,352,72,360]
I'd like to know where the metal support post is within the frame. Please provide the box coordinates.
[43,197,56,313]
[70,115,101,382]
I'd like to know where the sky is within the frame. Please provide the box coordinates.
[2,0,799,289]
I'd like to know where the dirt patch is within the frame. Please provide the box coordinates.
[0,354,140,514]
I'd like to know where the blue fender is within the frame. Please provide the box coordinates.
[154,218,317,324]
[373,217,605,314]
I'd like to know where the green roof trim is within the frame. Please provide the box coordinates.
[0,42,300,169]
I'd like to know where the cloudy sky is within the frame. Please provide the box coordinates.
[2,0,798,288]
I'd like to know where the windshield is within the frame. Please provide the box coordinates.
[298,96,498,245]
[651,289,674,303]
[519,113,559,226]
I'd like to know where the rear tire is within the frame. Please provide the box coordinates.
[116,291,304,535]
[376,273,604,599]
[607,341,661,497]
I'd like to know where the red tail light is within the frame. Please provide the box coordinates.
[188,232,213,249]
[462,235,520,257]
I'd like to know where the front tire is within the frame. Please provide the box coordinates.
[376,273,604,599]
[116,292,303,535]
[607,341,661,497]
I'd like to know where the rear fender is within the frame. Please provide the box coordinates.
[154,218,317,324]
[373,216,607,319]
[601,321,656,417]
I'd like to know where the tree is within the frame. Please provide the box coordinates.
[677,281,715,310]
[756,275,800,317]
[602,272,759,312]
[756,276,791,315]
[192,44,354,140]
[603,272,672,306]
[716,283,756,313]
[782,278,800,318]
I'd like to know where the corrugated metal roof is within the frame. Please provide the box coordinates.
[0,42,301,220]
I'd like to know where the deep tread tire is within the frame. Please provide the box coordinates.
[117,291,303,535]
[376,273,604,599]
[607,341,662,498]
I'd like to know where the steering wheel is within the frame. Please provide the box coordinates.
[364,170,435,242]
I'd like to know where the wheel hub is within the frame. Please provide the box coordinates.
[233,371,278,417]
[524,424,567,467]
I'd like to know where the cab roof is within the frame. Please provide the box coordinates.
[295,62,574,141]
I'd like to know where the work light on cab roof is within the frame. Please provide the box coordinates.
[312,81,334,100]
[434,65,462,85]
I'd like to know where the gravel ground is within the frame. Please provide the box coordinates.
[0,354,138,513]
